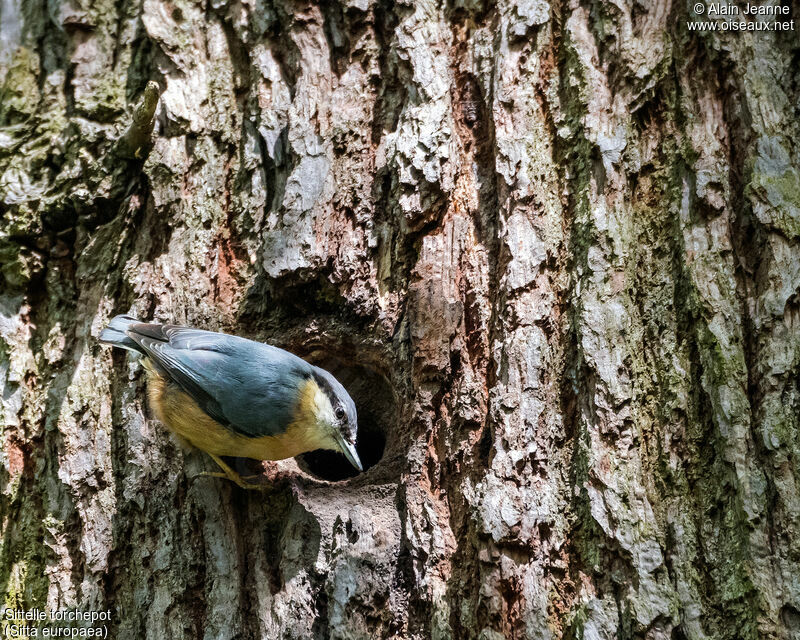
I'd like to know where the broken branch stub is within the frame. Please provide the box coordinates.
[116,81,161,160]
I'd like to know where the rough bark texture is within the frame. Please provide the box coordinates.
[1,0,799,638]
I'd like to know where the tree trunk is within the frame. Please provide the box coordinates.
[1,0,799,638]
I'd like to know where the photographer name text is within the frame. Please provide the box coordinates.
[699,3,790,15]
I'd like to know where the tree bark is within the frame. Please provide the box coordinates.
[1,0,799,638]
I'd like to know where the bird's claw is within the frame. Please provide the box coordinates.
[200,454,265,490]
[196,470,263,490]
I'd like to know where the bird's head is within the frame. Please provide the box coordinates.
[307,367,362,472]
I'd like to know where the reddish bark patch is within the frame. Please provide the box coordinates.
[213,233,245,311]
[211,153,250,315]
[5,435,27,478]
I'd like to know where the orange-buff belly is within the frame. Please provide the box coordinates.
[145,363,325,461]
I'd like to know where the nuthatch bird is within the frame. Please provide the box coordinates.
[100,315,362,488]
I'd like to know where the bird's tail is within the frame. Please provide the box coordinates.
[99,314,144,355]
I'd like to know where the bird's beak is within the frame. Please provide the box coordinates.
[335,432,363,472]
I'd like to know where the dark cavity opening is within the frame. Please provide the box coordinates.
[296,356,393,481]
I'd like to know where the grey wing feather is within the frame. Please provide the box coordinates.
[99,315,142,354]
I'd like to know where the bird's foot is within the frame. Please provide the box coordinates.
[202,454,265,490]
[197,470,263,490]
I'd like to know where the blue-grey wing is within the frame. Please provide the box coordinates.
[128,325,312,438]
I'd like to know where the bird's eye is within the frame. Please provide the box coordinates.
[334,406,346,421]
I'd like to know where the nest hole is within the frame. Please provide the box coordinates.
[296,356,393,481]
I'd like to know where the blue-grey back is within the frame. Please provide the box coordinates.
[126,323,314,438]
